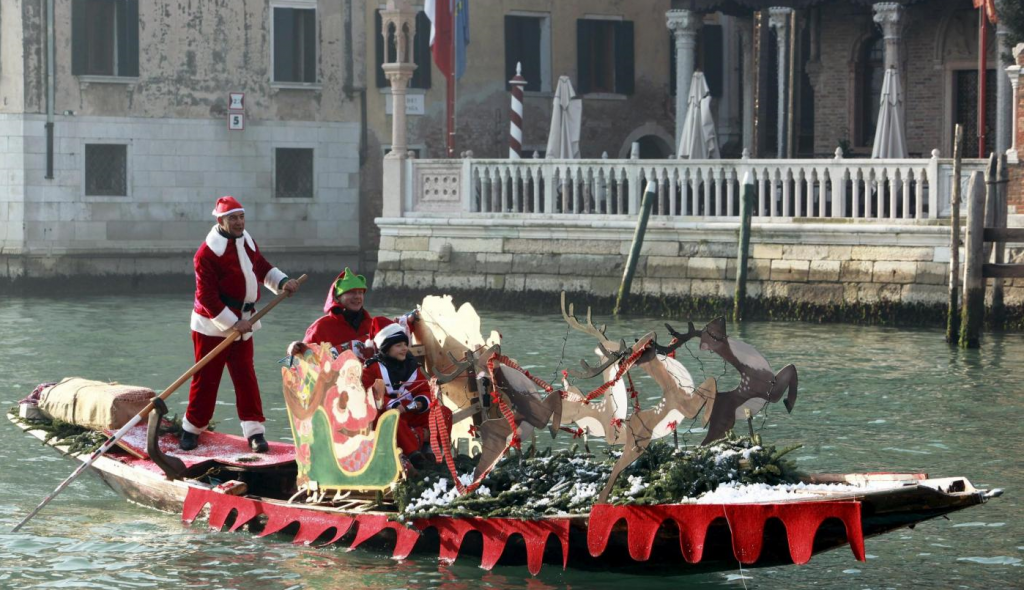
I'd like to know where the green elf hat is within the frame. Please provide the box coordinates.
[333,267,367,298]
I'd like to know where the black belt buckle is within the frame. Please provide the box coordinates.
[242,302,255,313]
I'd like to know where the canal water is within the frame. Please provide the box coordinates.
[0,288,1021,589]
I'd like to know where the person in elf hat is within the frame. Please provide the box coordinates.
[286,268,397,359]
[361,323,449,464]
[184,196,300,452]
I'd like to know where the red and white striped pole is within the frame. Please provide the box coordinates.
[509,62,527,159]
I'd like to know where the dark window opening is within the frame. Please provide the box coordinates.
[505,16,543,92]
[274,7,317,83]
[954,70,997,159]
[576,19,633,95]
[857,35,884,147]
[72,0,139,77]
[275,148,314,199]
[85,144,128,196]
[375,10,431,89]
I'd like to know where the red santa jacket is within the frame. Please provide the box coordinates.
[190,226,287,340]
[302,276,395,356]
[361,358,431,414]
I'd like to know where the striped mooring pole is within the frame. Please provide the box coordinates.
[509,62,527,159]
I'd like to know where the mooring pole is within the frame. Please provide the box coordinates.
[946,125,963,344]
[733,172,755,322]
[989,154,1008,325]
[959,168,988,349]
[614,180,656,317]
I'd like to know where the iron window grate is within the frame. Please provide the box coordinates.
[85,144,128,196]
[275,148,314,199]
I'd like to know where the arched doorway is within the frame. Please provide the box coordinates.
[636,135,673,159]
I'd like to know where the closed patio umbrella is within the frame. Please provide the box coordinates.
[546,76,582,159]
[677,71,720,159]
[871,68,907,159]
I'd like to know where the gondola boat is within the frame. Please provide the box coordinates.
[7,295,1003,575]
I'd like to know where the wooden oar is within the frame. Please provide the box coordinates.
[11,274,308,533]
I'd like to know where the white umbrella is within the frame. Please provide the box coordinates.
[677,71,720,159]
[546,76,582,159]
[871,68,907,159]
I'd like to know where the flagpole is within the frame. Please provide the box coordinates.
[447,0,457,157]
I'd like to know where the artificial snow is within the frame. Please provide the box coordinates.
[695,480,902,504]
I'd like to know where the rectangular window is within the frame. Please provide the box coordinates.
[72,0,139,77]
[576,19,633,95]
[375,10,431,89]
[85,144,128,196]
[275,148,314,199]
[504,15,549,92]
[273,6,317,83]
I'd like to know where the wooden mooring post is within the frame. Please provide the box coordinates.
[959,154,1024,348]
[733,173,755,322]
[945,124,963,344]
[989,154,1009,324]
[614,180,656,317]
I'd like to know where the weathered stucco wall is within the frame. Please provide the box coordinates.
[7,0,358,122]
[373,217,1024,325]
[0,0,27,113]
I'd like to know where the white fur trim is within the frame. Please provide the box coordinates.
[205,226,256,257]
[241,420,266,439]
[191,309,258,341]
[210,306,238,332]
[182,415,207,435]
[264,267,287,293]
[213,206,244,217]
[235,233,258,304]
[373,323,407,349]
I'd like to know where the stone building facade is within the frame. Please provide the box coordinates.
[359,0,1020,262]
[0,0,363,280]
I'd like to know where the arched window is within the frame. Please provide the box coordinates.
[857,35,884,146]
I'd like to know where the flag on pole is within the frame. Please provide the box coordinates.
[973,0,998,23]
[425,0,453,78]
[455,0,470,80]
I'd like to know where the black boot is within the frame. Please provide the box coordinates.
[179,430,199,451]
[248,433,269,453]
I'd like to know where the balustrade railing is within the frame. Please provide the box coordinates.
[405,152,985,220]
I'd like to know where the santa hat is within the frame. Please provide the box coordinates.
[373,323,409,354]
[212,196,244,218]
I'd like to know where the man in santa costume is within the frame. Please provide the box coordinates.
[361,323,449,466]
[286,268,401,360]
[183,196,300,452]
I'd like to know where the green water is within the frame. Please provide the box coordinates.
[0,289,1021,589]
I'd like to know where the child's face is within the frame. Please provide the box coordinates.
[387,342,409,361]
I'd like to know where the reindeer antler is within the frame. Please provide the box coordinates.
[560,291,608,342]
[653,321,701,355]
[434,351,475,384]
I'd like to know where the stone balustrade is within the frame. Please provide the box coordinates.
[403,154,987,221]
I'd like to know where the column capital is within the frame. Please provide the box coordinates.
[666,9,702,38]
[768,7,792,31]
[872,2,904,39]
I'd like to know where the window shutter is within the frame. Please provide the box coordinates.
[375,10,386,88]
[576,19,592,94]
[72,0,87,75]
[302,9,316,82]
[614,20,634,95]
[274,8,295,82]
[413,11,431,89]
[117,0,139,77]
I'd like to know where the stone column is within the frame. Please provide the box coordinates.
[872,3,903,72]
[1008,45,1023,163]
[995,23,1011,155]
[740,21,755,152]
[768,7,792,158]
[380,0,417,218]
[667,9,702,152]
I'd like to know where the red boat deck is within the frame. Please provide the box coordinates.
[107,422,295,471]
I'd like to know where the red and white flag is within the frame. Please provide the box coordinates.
[425,0,454,78]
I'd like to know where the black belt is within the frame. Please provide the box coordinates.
[220,295,256,312]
